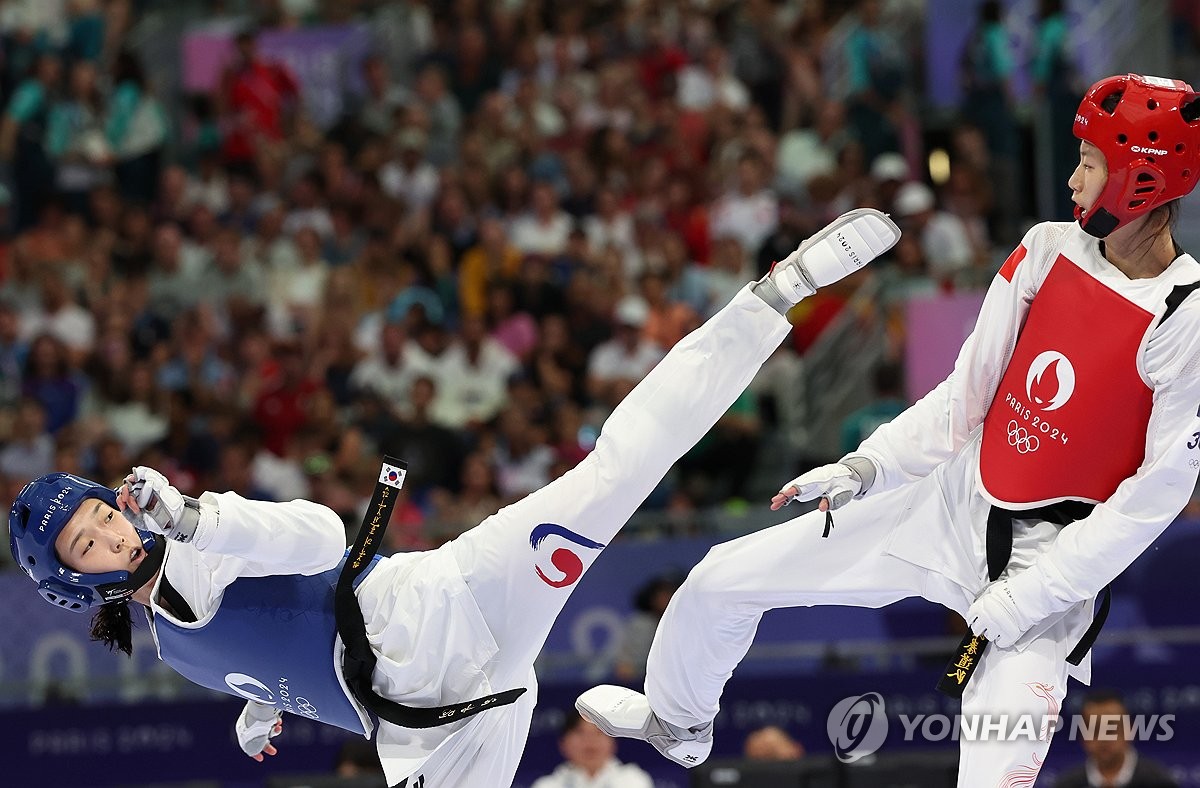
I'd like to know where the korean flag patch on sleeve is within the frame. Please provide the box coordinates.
[379,462,408,490]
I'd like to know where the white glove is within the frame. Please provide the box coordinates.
[235,700,283,759]
[966,578,1037,648]
[122,466,202,543]
[772,456,876,512]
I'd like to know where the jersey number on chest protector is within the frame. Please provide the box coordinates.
[980,256,1154,506]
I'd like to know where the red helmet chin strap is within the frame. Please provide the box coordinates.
[1073,74,1200,238]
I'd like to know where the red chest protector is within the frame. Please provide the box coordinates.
[979,256,1154,507]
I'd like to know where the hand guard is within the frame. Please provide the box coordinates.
[776,456,876,511]
[966,578,1036,649]
[124,466,203,544]
[235,700,283,757]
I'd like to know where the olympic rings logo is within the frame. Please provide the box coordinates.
[1007,420,1039,454]
[294,698,320,718]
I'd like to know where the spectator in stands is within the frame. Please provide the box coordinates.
[1033,0,1080,221]
[22,333,85,433]
[412,63,462,168]
[377,376,461,498]
[586,295,664,410]
[380,128,439,214]
[22,268,96,362]
[614,572,683,682]
[843,0,907,163]
[840,362,907,455]
[458,215,522,319]
[710,150,779,257]
[219,29,299,169]
[99,359,169,456]
[677,42,750,113]
[582,186,635,263]
[959,0,1020,245]
[758,193,821,279]
[511,181,574,257]
[0,397,53,481]
[487,282,539,363]
[46,59,111,216]
[776,100,849,197]
[893,181,974,286]
[1054,690,1178,788]
[252,339,323,457]
[743,725,806,761]
[428,450,501,542]
[531,710,653,788]
[349,321,419,409]
[491,405,555,502]
[0,297,27,407]
[355,53,409,138]
[193,227,267,326]
[2,52,62,229]
[106,50,167,205]
[431,314,519,432]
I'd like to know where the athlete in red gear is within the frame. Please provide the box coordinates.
[579,73,1200,785]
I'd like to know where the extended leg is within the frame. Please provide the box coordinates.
[578,488,931,766]
[450,286,792,678]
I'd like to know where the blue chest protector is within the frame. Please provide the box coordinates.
[152,553,380,735]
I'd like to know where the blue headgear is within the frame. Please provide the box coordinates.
[9,473,164,613]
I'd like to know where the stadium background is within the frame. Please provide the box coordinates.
[0,0,1197,785]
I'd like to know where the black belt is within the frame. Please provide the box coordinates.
[334,456,527,728]
[937,500,1110,697]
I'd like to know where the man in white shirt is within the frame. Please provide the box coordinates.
[710,152,779,257]
[586,296,665,408]
[380,128,440,214]
[1052,691,1178,788]
[676,43,750,112]
[893,181,974,283]
[21,269,95,359]
[430,314,519,430]
[511,181,574,257]
[531,711,653,788]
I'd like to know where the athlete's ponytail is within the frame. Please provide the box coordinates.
[90,601,135,656]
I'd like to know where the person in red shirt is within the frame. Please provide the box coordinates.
[220,31,300,167]
[252,340,323,457]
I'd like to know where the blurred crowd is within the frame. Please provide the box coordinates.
[0,0,1195,562]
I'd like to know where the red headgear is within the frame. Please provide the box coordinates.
[1073,74,1200,237]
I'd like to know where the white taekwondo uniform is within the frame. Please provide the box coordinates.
[646,221,1200,784]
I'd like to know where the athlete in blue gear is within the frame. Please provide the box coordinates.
[9,209,900,787]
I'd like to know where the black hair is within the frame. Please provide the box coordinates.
[112,50,146,89]
[560,709,588,737]
[1038,0,1063,20]
[980,1,1002,24]
[633,572,684,613]
[1099,90,1122,114]
[90,601,135,656]
[1099,85,1200,121]
[1182,94,1200,123]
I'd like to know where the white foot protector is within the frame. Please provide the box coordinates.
[769,207,901,303]
[576,685,713,768]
